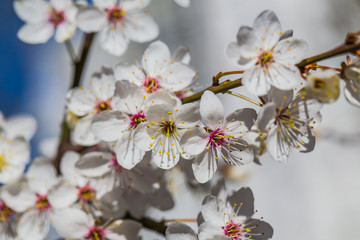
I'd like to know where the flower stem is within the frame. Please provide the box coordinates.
[212,70,244,86]
[164,218,197,223]
[226,91,262,106]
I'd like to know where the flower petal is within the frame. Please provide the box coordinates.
[47,179,78,209]
[225,108,257,137]
[73,115,99,146]
[124,12,159,43]
[175,103,200,128]
[5,114,37,140]
[115,131,145,169]
[200,91,224,130]
[27,158,58,194]
[192,148,218,183]
[14,0,49,24]
[18,209,50,240]
[142,41,171,77]
[77,6,107,32]
[181,127,208,156]
[99,25,129,56]
[55,21,76,42]
[66,87,97,117]
[17,23,54,44]
[166,222,197,240]
[274,38,309,65]
[253,10,282,50]
[160,62,196,91]
[93,0,116,9]
[113,64,145,87]
[112,80,146,114]
[75,151,112,177]
[242,66,271,96]
[267,62,302,90]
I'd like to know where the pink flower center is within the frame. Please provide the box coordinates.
[0,201,14,222]
[111,155,123,171]
[257,50,274,67]
[95,100,112,113]
[86,226,106,240]
[48,9,65,27]
[207,128,226,147]
[143,77,161,93]
[35,195,51,212]
[223,222,248,240]
[77,185,96,203]
[130,112,146,128]
[107,6,126,24]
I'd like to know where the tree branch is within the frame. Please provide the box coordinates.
[124,213,167,236]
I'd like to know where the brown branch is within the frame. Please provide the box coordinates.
[124,213,167,236]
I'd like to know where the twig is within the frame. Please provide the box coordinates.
[212,70,244,86]
[124,213,167,236]
[226,91,262,106]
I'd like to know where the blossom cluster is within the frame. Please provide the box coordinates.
[4,0,360,239]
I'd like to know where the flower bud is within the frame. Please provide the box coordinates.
[305,70,340,103]
[344,59,360,106]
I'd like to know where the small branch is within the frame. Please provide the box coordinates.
[164,218,197,223]
[124,213,167,236]
[226,91,262,106]
[212,70,244,86]
[182,78,242,104]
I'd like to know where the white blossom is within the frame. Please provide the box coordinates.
[305,70,340,103]
[114,41,196,93]
[77,0,158,56]
[226,10,308,96]
[181,91,256,183]
[14,0,78,44]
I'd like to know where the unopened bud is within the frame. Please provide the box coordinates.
[306,70,340,103]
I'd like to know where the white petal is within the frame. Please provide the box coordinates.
[27,158,58,194]
[14,0,49,24]
[47,179,78,209]
[172,45,191,65]
[253,10,282,50]
[0,160,25,184]
[144,91,181,109]
[200,91,224,130]
[77,6,107,32]
[266,126,290,162]
[5,115,37,140]
[174,0,190,7]
[257,102,276,132]
[18,210,50,240]
[160,62,196,91]
[1,179,36,212]
[267,64,301,93]
[152,136,181,169]
[133,123,154,151]
[142,41,171,77]
[166,222,197,240]
[100,25,130,56]
[113,64,145,87]
[115,131,145,169]
[225,108,257,138]
[192,149,218,183]
[60,151,87,186]
[66,87,97,117]
[201,195,228,223]
[145,103,173,123]
[175,103,200,128]
[51,208,92,239]
[93,0,116,9]
[121,0,151,11]
[269,87,293,110]
[75,151,113,177]
[91,70,116,100]
[55,21,76,42]
[180,127,208,156]
[73,115,100,146]
[198,222,228,240]
[274,38,309,65]
[112,80,146,114]
[17,23,54,44]
[242,66,271,96]
[124,12,159,42]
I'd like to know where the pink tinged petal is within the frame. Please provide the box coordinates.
[18,209,50,240]
[123,12,159,43]
[257,102,276,132]
[51,208,92,239]
[266,126,290,162]
[181,127,208,156]
[225,108,257,138]
[55,21,76,42]
[75,151,113,177]
[66,87,97,117]
[242,66,271,96]
[107,220,142,240]
[91,68,116,101]
[200,195,228,224]
[160,62,196,91]
[174,0,191,7]
[47,179,78,209]
[93,0,117,9]
[27,158,58,194]
[172,45,191,65]
[6,115,37,140]
[113,64,146,88]
[175,103,200,128]
[198,222,229,240]
[91,111,130,142]
[60,151,87,186]
[166,222,197,240]
[192,148,218,183]
[200,91,224,130]
[112,80,146,114]
[14,0,50,24]
[121,0,151,11]
[17,23,54,44]
[142,41,171,77]
[115,131,145,169]
[1,179,36,212]
[73,115,100,146]
[77,6,107,32]
[145,103,173,123]
[133,123,154,151]
[252,10,282,50]
[273,38,309,65]
[100,25,130,56]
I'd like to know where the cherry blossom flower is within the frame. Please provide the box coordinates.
[344,57,360,107]
[257,88,322,162]
[66,68,116,146]
[0,199,19,240]
[77,0,158,56]
[134,101,200,169]
[52,207,141,240]
[305,70,340,103]
[91,80,180,169]
[14,0,78,44]
[181,91,256,183]
[1,158,60,240]
[114,41,196,93]
[0,113,37,141]
[226,10,308,96]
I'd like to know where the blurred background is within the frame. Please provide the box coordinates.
[1,0,360,239]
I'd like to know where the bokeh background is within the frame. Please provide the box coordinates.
[1,0,360,239]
